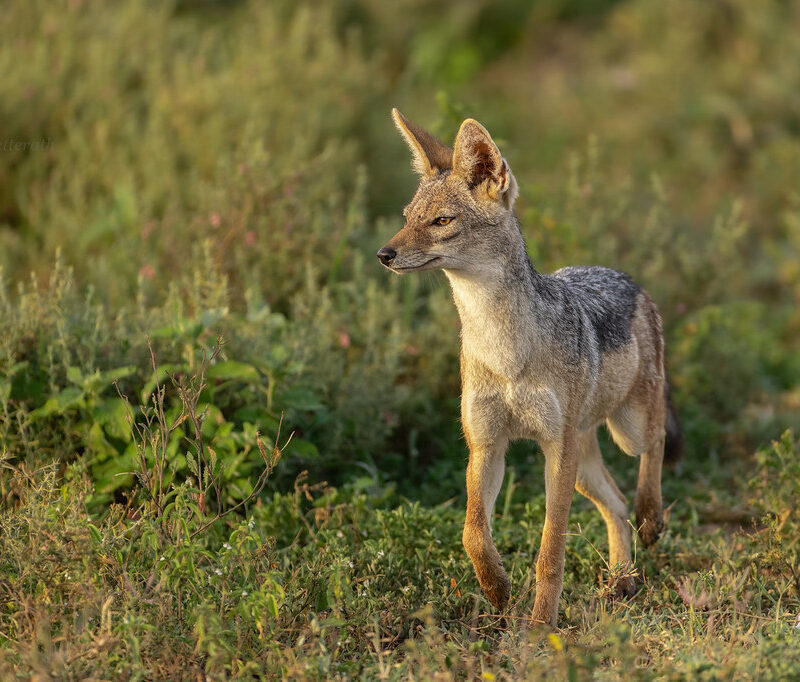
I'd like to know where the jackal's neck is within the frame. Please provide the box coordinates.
[444,222,542,372]
[444,240,537,320]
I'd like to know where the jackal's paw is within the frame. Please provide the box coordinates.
[610,575,636,599]
[480,572,511,611]
[530,602,558,629]
[635,509,663,547]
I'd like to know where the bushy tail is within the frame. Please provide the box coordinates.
[663,382,683,464]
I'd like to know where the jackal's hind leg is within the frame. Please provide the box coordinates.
[575,430,634,597]
[634,437,665,547]
[607,399,666,548]
[462,438,510,610]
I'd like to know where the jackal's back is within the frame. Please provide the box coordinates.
[533,265,641,364]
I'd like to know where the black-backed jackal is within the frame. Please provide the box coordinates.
[378,110,681,627]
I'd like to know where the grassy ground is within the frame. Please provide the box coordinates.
[1,427,799,678]
[1,0,799,678]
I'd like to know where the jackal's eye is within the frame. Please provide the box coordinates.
[432,216,453,226]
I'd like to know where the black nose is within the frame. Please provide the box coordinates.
[377,246,396,266]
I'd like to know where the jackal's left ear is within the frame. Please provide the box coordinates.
[453,119,518,208]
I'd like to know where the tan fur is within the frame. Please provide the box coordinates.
[380,110,669,627]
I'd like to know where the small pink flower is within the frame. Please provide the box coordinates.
[244,230,257,246]
[209,212,221,229]
[338,331,350,348]
[405,345,419,356]
[139,264,155,280]
[238,163,247,174]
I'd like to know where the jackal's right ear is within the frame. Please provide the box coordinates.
[392,108,453,178]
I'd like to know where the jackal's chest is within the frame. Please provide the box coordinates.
[461,333,525,379]
[502,379,564,442]
[462,369,565,445]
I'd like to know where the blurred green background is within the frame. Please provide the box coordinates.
[3,1,800,677]
[2,0,799,503]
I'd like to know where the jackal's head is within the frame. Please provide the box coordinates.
[378,109,519,275]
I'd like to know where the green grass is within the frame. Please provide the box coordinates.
[2,427,799,678]
[1,0,800,678]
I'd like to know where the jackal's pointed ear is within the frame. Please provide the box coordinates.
[453,119,518,208]
[392,108,453,178]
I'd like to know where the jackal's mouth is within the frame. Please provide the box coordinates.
[390,256,441,272]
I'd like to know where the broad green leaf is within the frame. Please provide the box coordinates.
[88,523,102,544]
[31,386,84,418]
[92,398,131,441]
[186,451,198,477]
[87,421,116,456]
[277,387,325,412]
[206,361,259,381]
[66,366,84,385]
[95,365,137,388]
[266,594,278,619]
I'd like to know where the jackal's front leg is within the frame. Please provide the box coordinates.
[531,437,579,627]
[462,438,510,610]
